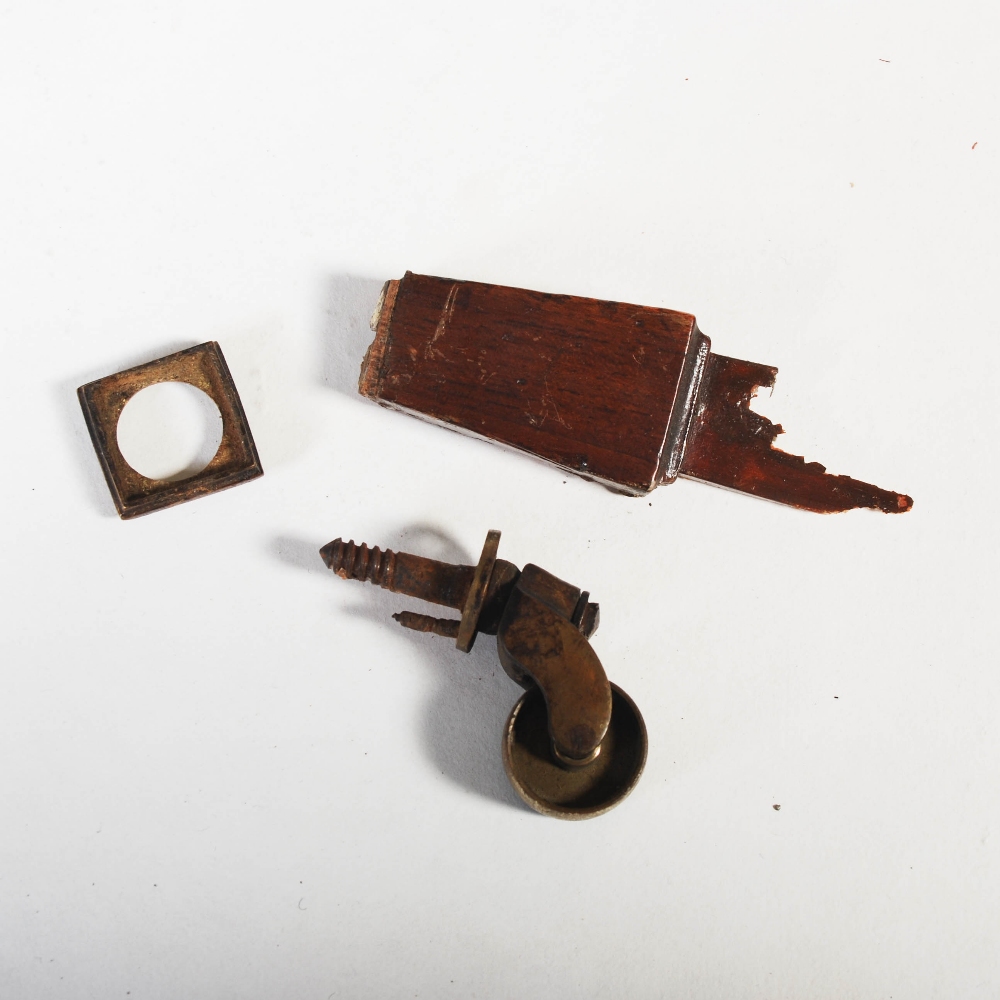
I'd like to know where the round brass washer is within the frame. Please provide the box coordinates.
[502,682,647,819]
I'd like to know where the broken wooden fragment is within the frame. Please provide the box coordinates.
[359,272,912,514]
[680,354,911,513]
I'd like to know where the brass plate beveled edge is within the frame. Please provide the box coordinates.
[77,341,263,519]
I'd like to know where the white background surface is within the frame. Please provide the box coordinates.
[2,2,998,997]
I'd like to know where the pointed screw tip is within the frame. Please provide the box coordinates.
[319,538,343,569]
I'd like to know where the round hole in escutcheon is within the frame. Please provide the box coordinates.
[116,381,224,482]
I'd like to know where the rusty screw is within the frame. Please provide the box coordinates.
[321,539,396,588]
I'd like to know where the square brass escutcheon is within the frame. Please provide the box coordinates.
[78,341,263,519]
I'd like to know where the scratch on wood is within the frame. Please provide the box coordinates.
[425,282,460,360]
[538,377,571,430]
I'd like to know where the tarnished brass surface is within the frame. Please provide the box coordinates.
[320,529,647,818]
[502,683,646,819]
[77,342,262,518]
[456,529,501,653]
[497,581,612,764]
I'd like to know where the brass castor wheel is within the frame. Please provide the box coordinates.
[503,683,646,819]
[322,529,647,819]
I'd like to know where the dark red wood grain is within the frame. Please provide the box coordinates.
[359,272,912,513]
[679,354,913,513]
[360,272,698,494]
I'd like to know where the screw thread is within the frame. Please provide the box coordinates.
[320,538,396,588]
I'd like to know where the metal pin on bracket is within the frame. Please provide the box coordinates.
[320,530,647,819]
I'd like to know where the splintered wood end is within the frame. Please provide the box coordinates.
[359,279,400,399]
[679,353,913,514]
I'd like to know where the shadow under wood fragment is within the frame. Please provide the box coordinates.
[318,273,387,397]
[275,523,532,813]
